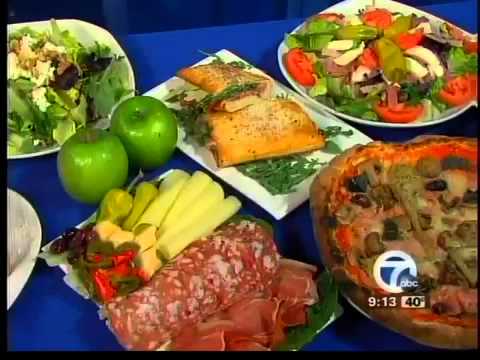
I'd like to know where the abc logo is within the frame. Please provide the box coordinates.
[373,251,418,294]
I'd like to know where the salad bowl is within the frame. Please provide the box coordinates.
[277,0,478,128]
[7,19,136,159]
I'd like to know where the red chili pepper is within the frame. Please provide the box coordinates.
[112,250,136,267]
[93,269,117,302]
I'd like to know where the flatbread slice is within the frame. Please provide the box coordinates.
[206,98,326,167]
[177,63,273,112]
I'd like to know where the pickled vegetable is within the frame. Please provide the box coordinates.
[97,189,133,225]
[122,182,158,231]
[336,25,378,40]
[376,38,407,83]
[384,15,413,39]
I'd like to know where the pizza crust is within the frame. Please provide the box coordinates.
[310,135,478,349]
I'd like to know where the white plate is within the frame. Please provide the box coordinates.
[7,19,136,160]
[144,49,372,220]
[277,0,477,128]
[7,189,42,310]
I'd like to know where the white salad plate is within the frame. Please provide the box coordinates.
[7,19,136,160]
[143,49,372,220]
[7,189,42,310]
[277,0,477,128]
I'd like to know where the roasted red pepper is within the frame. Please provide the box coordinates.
[93,269,117,302]
[112,250,137,267]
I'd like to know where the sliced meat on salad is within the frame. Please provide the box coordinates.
[284,6,478,124]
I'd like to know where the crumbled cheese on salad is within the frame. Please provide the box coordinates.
[32,60,55,86]
[42,41,66,54]
[31,87,50,112]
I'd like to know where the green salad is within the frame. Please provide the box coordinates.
[284,7,478,124]
[7,20,133,156]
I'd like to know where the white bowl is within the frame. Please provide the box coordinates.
[7,19,136,159]
[277,0,477,128]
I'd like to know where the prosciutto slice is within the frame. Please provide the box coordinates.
[171,257,318,351]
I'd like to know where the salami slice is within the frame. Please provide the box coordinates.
[103,220,279,350]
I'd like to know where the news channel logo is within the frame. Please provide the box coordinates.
[373,250,419,294]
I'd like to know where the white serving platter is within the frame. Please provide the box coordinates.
[143,49,372,220]
[7,19,136,159]
[7,189,42,309]
[277,0,477,128]
[39,169,342,351]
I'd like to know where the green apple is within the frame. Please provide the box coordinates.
[110,96,178,170]
[57,128,129,204]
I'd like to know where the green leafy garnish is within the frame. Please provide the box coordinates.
[85,57,132,119]
[324,140,343,154]
[306,19,340,34]
[199,50,252,69]
[448,47,478,75]
[237,155,326,195]
[285,33,333,51]
[402,83,425,105]
[164,90,188,103]
[309,77,327,97]
[429,77,448,112]
[276,93,290,100]
[276,272,341,351]
[335,98,379,120]
[173,83,259,145]
[323,126,354,138]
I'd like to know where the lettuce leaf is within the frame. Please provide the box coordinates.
[276,272,342,351]
[448,47,478,75]
[85,58,133,119]
[50,19,87,63]
[53,119,76,145]
[285,33,333,51]
[429,77,448,112]
[9,26,43,42]
[306,19,340,35]
[69,95,88,126]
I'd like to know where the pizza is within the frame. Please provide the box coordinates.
[310,135,477,349]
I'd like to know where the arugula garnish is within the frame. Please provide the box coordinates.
[276,93,290,100]
[165,90,188,104]
[276,271,341,351]
[237,155,326,195]
[323,126,354,138]
[198,50,253,69]
[173,82,259,145]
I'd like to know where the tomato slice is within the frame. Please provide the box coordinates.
[285,48,316,86]
[359,47,379,69]
[464,39,478,54]
[439,75,474,107]
[395,30,424,50]
[361,8,393,29]
[374,102,425,123]
[467,74,478,100]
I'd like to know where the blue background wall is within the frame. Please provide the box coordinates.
[8,0,473,35]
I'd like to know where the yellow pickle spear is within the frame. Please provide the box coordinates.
[96,189,133,225]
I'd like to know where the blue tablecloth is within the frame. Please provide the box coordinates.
[8,2,478,351]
